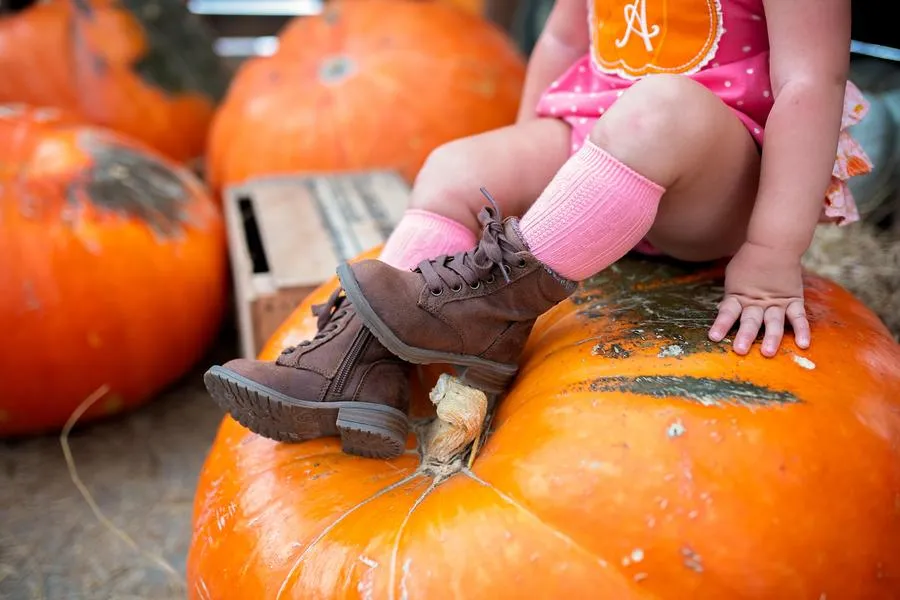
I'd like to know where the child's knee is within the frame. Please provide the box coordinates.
[588,75,725,185]
[589,75,716,151]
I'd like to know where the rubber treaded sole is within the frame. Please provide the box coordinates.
[337,263,518,395]
[203,366,409,459]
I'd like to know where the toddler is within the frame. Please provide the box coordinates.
[204,0,871,459]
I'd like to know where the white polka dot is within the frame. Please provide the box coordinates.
[737,100,744,106]
[551,81,559,88]
[599,107,606,114]
[550,106,558,114]
[570,105,578,113]
[616,90,624,97]
[724,81,732,88]
[579,117,588,124]
[751,14,761,20]
[574,85,582,93]
[754,128,761,134]
[713,62,720,68]
[763,90,771,98]
[742,45,752,53]
[572,144,579,151]
[578,66,586,73]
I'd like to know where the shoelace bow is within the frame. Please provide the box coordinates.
[280,287,348,354]
[416,187,525,296]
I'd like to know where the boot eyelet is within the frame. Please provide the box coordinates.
[517,259,527,268]
[469,281,481,290]
[431,288,443,296]
[485,275,495,284]
[451,284,462,293]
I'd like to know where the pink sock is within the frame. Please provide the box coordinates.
[519,140,666,281]
[379,208,477,270]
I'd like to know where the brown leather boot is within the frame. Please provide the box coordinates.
[337,192,577,395]
[203,288,412,458]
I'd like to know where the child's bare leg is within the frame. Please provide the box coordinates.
[592,75,761,261]
[378,118,571,269]
[520,74,761,282]
[338,73,767,396]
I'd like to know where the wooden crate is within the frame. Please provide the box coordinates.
[223,171,410,358]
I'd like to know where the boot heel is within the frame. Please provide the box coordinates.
[459,364,518,395]
[336,405,409,459]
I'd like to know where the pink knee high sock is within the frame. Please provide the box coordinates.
[519,140,666,281]
[379,208,477,270]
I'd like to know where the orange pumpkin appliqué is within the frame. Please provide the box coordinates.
[589,0,724,79]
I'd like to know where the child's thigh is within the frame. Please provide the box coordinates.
[646,123,761,262]
[411,118,572,230]
[586,75,761,262]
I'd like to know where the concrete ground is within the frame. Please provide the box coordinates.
[0,329,238,600]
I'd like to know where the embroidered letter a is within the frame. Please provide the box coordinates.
[615,0,660,52]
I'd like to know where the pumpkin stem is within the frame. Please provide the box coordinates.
[422,374,489,465]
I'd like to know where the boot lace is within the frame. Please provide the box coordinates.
[280,288,349,354]
[417,188,526,296]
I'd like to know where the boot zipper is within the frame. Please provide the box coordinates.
[328,330,372,398]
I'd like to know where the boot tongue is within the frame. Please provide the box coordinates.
[502,218,529,253]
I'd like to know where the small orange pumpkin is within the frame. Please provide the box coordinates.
[0,0,231,163]
[188,252,900,598]
[205,0,526,195]
[0,104,228,436]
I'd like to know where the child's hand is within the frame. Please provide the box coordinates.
[708,241,810,357]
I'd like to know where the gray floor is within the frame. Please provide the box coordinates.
[0,331,237,600]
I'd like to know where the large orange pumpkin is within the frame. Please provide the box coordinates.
[206,0,526,195]
[0,104,228,436]
[188,252,900,598]
[0,0,231,163]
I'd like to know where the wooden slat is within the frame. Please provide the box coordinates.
[222,170,410,357]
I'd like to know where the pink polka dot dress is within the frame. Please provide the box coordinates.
[535,0,872,232]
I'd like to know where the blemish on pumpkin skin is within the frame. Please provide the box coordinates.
[589,375,800,407]
[70,131,196,239]
[793,355,816,370]
[592,342,631,359]
[666,420,686,438]
[681,546,704,573]
[574,256,729,357]
[658,344,684,358]
[113,0,231,101]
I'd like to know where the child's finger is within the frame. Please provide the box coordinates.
[709,296,742,341]
[786,301,811,348]
[733,305,764,355]
[761,306,785,357]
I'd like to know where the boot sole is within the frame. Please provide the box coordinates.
[337,263,518,395]
[203,366,409,459]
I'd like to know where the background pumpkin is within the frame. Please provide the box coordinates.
[188,252,900,598]
[0,0,231,164]
[205,0,526,195]
[0,104,228,436]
